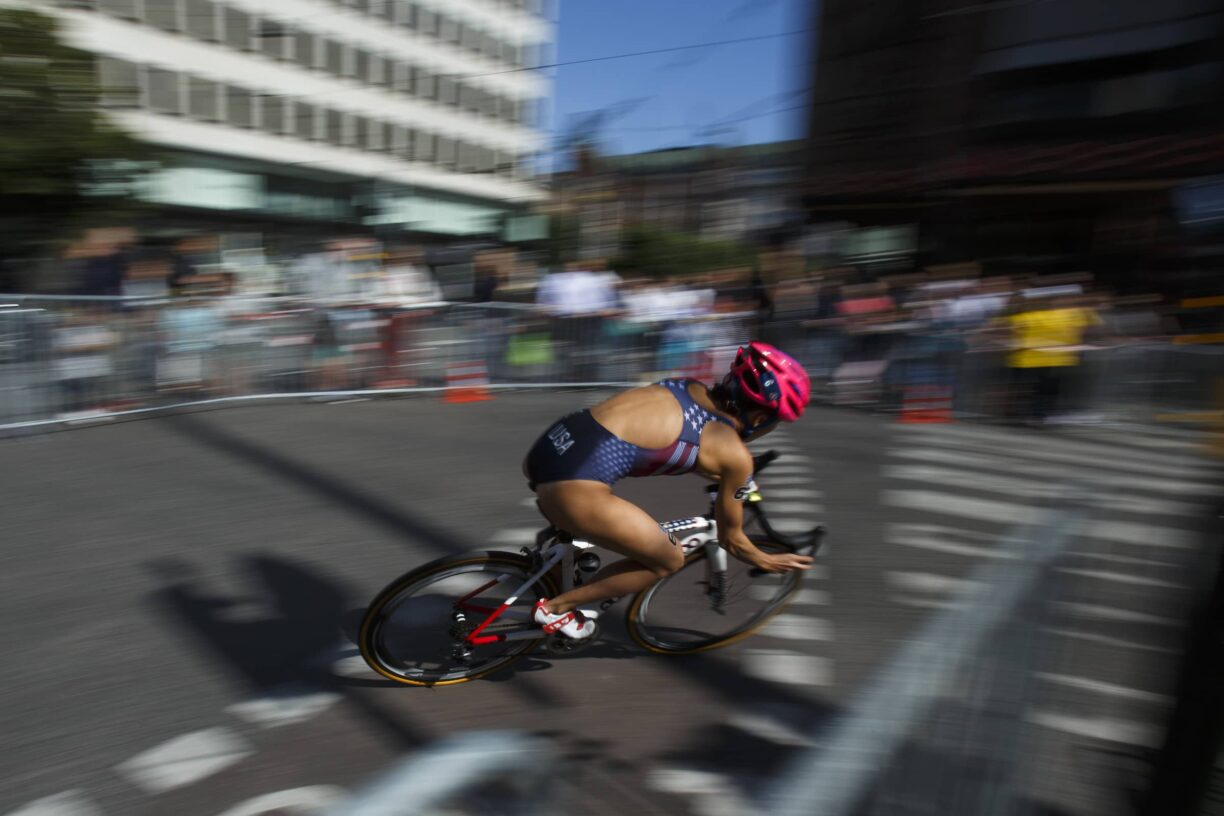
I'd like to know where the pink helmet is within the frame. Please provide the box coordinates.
[725,341,810,422]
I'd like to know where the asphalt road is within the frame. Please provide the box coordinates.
[1,393,1218,816]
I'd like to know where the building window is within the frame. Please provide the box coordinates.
[367,120,385,151]
[395,1,416,28]
[461,24,480,53]
[293,103,317,139]
[416,131,434,163]
[260,95,286,134]
[350,49,369,82]
[294,31,316,69]
[436,136,455,169]
[146,68,182,115]
[146,0,182,33]
[223,8,252,51]
[256,19,288,60]
[96,56,140,108]
[350,116,367,148]
[187,76,220,121]
[415,68,435,100]
[438,75,456,106]
[418,8,436,36]
[326,109,344,145]
[184,0,218,41]
[474,146,494,173]
[369,54,385,85]
[325,39,343,76]
[226,86,252,127]
[389,125,407,158]
[98,0,138,21]
[390,61,411,94]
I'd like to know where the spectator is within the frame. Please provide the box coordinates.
[378,246,442,305]
[536,260,621,381]
[1002,290,1102,426]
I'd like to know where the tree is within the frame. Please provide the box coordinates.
[613,226,757,280]
[0,9,150,269]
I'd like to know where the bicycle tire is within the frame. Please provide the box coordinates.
[625,538,803,655]
[359,550,559,686]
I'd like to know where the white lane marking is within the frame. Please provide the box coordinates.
[761,474,820,485]
[1065,550,1182,569]
[648,768,754,816]
[519,497,537,509]
[743,650,833,686]
[115,728,254,794]
[727,712,815,747]
[891,447,1220,495]
[1043,627,1178,654]
[887,571,983,594]
[762,501,824,516]
[895,422,1211,471]
[1055,567,1187,589]
[885,489,1032,525]
[762,488,825,500]
[890,596,965,611]
[893,432,1215,480]
[1033,672,1172,704]
[226,686,341,728]
[885,490,1196,549]
[1025,711,1162,748]
[1055,602,1182,626]
[490,527,539,545]
[885,524,1020,560]
[884,465,1203,517]
[214,786,347,816]
[4,791,102,816]
[750,585,829,603]
[763,614,834,641]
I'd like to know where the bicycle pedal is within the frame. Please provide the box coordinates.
[544,621,600,655]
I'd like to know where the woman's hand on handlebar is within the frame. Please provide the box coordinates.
[753,551,814,573]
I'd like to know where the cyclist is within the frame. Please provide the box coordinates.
[523,341,814,639]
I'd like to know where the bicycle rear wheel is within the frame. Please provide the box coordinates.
[359,551,557,686]
[625,539,801,655]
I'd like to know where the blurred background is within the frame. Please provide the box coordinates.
[1,1,1222,815]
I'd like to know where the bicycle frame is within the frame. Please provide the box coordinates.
[455,517,721,647]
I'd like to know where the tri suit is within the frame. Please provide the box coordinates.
[524,379,736,490]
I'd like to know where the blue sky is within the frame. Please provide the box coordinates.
[544,0,814,165]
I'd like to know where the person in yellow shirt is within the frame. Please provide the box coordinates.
[1005,294,1102,425]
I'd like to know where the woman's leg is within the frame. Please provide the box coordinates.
[536,480,684,615]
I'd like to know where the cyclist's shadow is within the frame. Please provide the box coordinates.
[149,554,348,690]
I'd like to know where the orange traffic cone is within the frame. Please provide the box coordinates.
[444,360,492,404]
[898,385,953,424]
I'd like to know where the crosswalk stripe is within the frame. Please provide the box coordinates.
[886,525,1020,560]
[490,527,539,545]
[1055,567,1187,589]
[885,490,1196,549]
[1065,550,1183,569]
[115,728,254,794]
[1033,672,1172,704]
[753,585,829,603]
[743,650,833,686]
[1055,602,1182,626]
[884,464,1204,517]
[1043,627,1178,654]
[764,488,825,500]
[890,596,965,611]
[891,447,1220,495]
[1025,711,1162,748]
[727,713,815,747]
[895,429,1214,479]
[887,571,983,594]
[763,614,834,641]
[896,422,1210,470]
[761,475,821,487]
[762,501,824,516]
[226,686,341,728]
[4,792,102,816]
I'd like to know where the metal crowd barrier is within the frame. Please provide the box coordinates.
[0,294,1218,436]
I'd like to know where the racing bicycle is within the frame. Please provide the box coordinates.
[358,450,824,686]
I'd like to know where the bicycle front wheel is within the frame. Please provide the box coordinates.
[625,539,802,655]
[359,551,558,686]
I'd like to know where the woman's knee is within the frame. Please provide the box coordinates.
[649,538,686,578]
